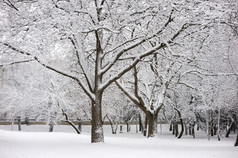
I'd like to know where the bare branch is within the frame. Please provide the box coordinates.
[0,59,34,67]
[3,0,19,11]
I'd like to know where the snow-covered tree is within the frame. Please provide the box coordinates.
[0,0,236,143]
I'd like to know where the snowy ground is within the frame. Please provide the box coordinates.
[0,124,237,158]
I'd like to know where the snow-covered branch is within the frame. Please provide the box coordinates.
[1,42,95,101]
[99,9,174,76]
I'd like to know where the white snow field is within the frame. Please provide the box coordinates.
[0,125,237,158]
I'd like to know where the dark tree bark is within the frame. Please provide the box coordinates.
[120,125,123,133]
[173,121,178,137]
[174,108,184,139]
[213,124,217,135]
[147,112,159,137]
[169,122,173,131]
[125,121,131,132]
[17,116,21,131]
[49,124,54,132]
[143,116,148,137]
[78,122,82,132]
[226,116,234,138]
[25,117,29,126]
[91,93,104,142]
[62,109,81,134]
[211,123,214,137]
[189,125,192,135]
[192,125,195,138]
[106,115,118,134]
[235,133,238,146]
[184,123,188,135]
[139,114,143,132]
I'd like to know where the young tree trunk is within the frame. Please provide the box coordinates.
[107,116,118,134]
[235,133,238,146]
[11,117,14,131]
[136,119,138,133]
[175,108,184,139]
[143,116,148,137]
[173,121,178,137]
[25,117,29,126]
[213,124,217,135]
[91,92,104,143]
[211,123,214,137]
[147,112,158,137]
[78,122,82,133]
[62,109,81,134]
[49,124,54,132]
[184,123,188,135]
[191,124,195,138]
[125,121,130,132]
[119,125,123,133]
[189,125,192,135]
[110,123,118,134]
[169,122,173,132]
[139,114,143,132]
[217,108,221,141]
[225,116,234,138]
[206,110,211,140]
[17,116,21,131]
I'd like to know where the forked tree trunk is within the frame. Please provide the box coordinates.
[107,116,118,134]
[226,116,234,138]
[110,122,118,134]
[91,92,104,143]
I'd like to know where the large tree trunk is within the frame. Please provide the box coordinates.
[147,112,158,137]
[91,92,104,143]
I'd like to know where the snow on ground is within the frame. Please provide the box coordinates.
[0,125,237,158]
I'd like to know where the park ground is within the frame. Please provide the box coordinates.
[0,124,237,158]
